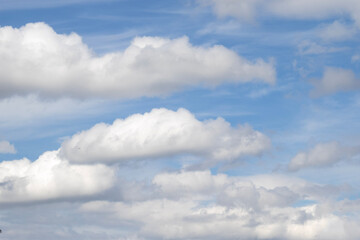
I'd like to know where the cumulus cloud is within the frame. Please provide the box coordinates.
[60,108,271,164]
[288,142,360,171]
[200,0,360,26]
[310,67,360,97]
[0,140,16,154]
[0,150,115,203]
[81,170,356,240]
[0,22,275,99]
[82,199,359,240]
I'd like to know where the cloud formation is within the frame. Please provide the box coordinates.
[288,141,360,171]
[310,67,360,97]
[0,150,115,203]
[0,22,275,99]
[317,21,357,42]
[60,108,271,164]
[81,170,356,240]
[200,0,360,26]
[0,140,16,154]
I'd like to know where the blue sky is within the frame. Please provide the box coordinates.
[0,0,360,239]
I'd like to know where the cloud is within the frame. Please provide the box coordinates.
[317,21,357,41]
[0,95,106,129]
[0,0,111,10]
[82,199,358,240]
[0,22,275,99]
[310,67,360,97]
[0,150,115,203]
[200,0,360,26]
[297,41,346,55]
[288,141,360,171]
[81,170,357,240]
[60,108,271,164]
[0,140,16,154]
[352,54,360,63]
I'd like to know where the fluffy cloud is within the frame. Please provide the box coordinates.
[82,199,359,240]
[81,170,356,240]
[0,22,275,99]
[310,67,360,97]
[0,140,16,154]
[200,0,360,26]
[288,141,360,171]
[60,108,270,164]
[0,150,115,203]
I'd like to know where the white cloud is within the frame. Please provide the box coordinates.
[200,0,360,26]
[352,54,360,63]
[288,141,360,171]
[0,150,115,203]
[317,21,357,41]
[0,22,275,99]
[81,170,358,240]
[310,67,360,97]
[0,0,110,10]
[0,95,106,129]
[60,108,271,164]
[82,199,358,240]
[297,40,345,55]
[198,0,262,21]
[0,140,16,154]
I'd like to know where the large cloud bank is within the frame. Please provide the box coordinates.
[60,108,271,164]
[0,22,275,99]
[82,170,359,240]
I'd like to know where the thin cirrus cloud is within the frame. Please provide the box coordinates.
[199,0,360,26]
[317,21,357,42]
[0,0,112,10]
[0,150,115,203]
[0,22,276,99]
[60,108,271,164]
[0,140,16,154]
[288,141,360,171]
[310,67,360,97]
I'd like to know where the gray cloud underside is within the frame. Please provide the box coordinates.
[310,67,360,97]
[288,141,360,171]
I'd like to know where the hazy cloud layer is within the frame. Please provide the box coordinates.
[0,0,111,10]
[60,108,271,164]
[200,0,360,26]
[0,140,16,154]
[317,21,357,41]
[0,22,275,99]
[310,67,360,97]
[0,150,115,203]
[288,141,360,171]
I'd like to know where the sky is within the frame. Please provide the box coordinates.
[0,0,360,239]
